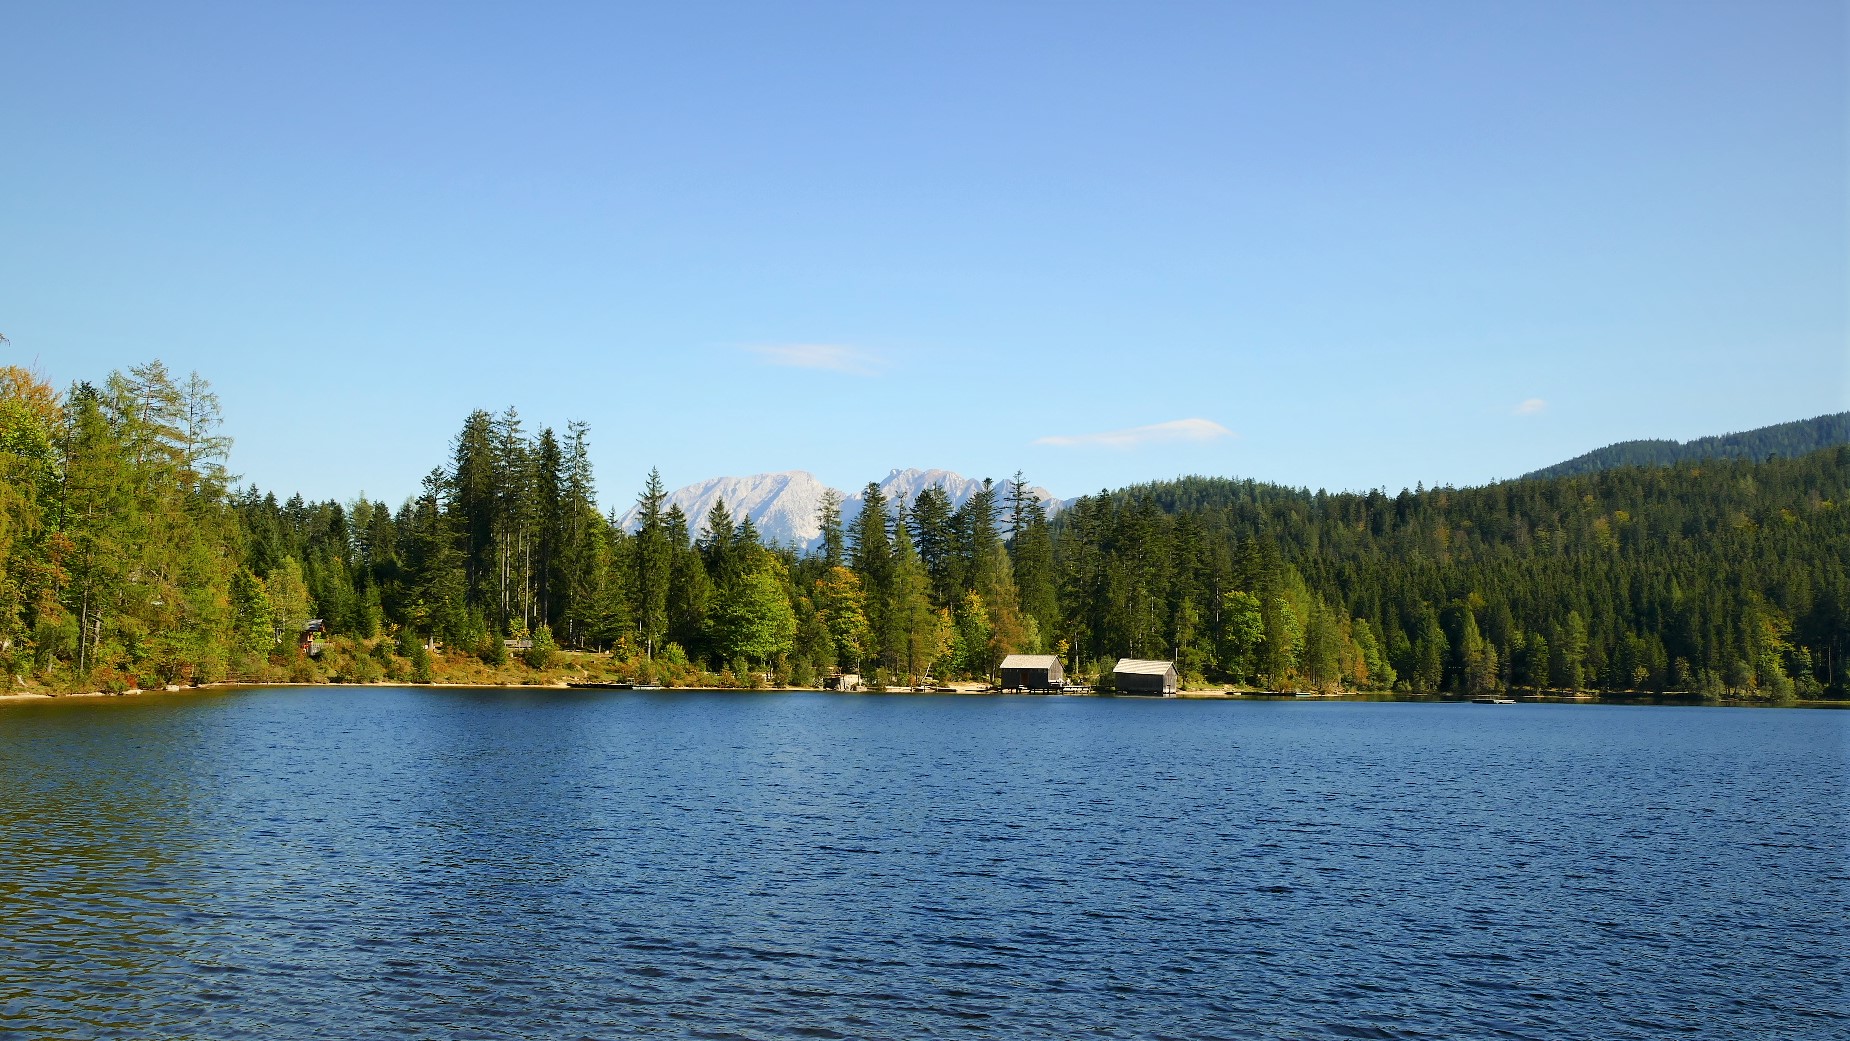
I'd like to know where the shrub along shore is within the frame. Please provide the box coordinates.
[7,638,1842,709]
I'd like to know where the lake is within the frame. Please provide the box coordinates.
[1,688,1843,1039]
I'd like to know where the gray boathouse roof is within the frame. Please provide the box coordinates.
[1000,654,1061,670]
[1113,658,1176,675]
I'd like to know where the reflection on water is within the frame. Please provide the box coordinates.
[2,689,1845,1039]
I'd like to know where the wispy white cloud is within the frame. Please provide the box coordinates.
[744,343,884,376]
[1513,397,1547,416]
[1033,417,1236,449]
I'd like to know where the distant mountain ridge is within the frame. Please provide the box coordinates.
[617,468,1062,551]
[617,418,1844,548]
[1523,412,1850,480]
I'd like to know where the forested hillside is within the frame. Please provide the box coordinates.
[3,359,1845,701]
[1524,412,1849,479]
[1058,458,1847,700]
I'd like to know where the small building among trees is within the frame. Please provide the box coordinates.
[1113,658,1178,696]
[999,653,1065,692]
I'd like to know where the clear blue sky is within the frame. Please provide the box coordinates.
[5,1,1844,508]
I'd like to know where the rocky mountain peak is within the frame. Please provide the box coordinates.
[617,468,1062,550]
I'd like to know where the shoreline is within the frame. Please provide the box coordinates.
[4,681,1845,710]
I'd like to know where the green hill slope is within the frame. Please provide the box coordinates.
[1523,412,1850,479]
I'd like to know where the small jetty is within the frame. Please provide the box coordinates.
[566,682,664,691]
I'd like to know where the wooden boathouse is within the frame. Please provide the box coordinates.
[1113,658,1179,696]
[998,654,1065,692]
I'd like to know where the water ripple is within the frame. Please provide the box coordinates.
[1,690,1844,1039]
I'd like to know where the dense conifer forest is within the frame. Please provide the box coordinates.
[3,359,1845,700]
[1522,412,1848,479]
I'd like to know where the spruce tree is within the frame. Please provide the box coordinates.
[631,468,671,659]
[817,488,845,567]
[701,498,739,587]
[1008,482,1059,641]
[560,420,599,647]
[886,502,941,681]
[908,485,957,606]
[449,410,498,613]
[534,427,565,632]
[850,483,893,593]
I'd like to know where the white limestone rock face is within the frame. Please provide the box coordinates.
[868,468,989,512]
[616,471,836,549]
[620,468,1062,551]
[847,469,1063,525]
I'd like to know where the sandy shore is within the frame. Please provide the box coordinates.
[0,680,585,703]
[0,682,253,703]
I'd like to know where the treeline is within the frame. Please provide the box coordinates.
[1523,411,1848,479]
[232,416,1065,689]
[3,358,1845,699]
[0,360,1056,690]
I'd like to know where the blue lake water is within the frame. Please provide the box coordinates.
[1,688,1844,1039]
